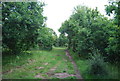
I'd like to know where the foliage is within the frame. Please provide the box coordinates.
[59,6,109,57]
[105,0,120,63]
[2,2,45,54]
[59,4,119,63]
[88,49,107,76]
[57,34,68,47]
[105,0,120,26]
[37,27,57,50]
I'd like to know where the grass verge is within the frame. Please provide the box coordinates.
[69,49,119,79]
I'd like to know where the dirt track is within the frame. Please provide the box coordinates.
[65,50,83,80]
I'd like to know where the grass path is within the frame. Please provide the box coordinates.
[3,47,78,79]
[3,47,118,79]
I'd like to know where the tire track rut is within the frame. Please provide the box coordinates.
[65,50,83,80]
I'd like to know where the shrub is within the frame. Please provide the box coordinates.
[88,49,108,76]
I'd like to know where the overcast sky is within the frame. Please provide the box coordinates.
[39,0,109,36]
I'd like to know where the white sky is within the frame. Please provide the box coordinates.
[39,0,109,36]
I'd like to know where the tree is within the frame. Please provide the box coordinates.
[105,0,120,26]
[57,34,68,47]
[37,27,56,50]
[59,5,115,60]
[2,2,45,54]
[105,0,120,63]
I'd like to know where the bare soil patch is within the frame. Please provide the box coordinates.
[36,67,44,69]
[44,63,48,65]
[35,73,45,79]
[53,73,76,78]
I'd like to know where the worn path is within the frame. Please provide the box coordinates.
[65,50,83,80]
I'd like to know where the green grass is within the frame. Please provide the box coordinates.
[3,47,118,79]
[2,47,75,79]
[69,50,119,79]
